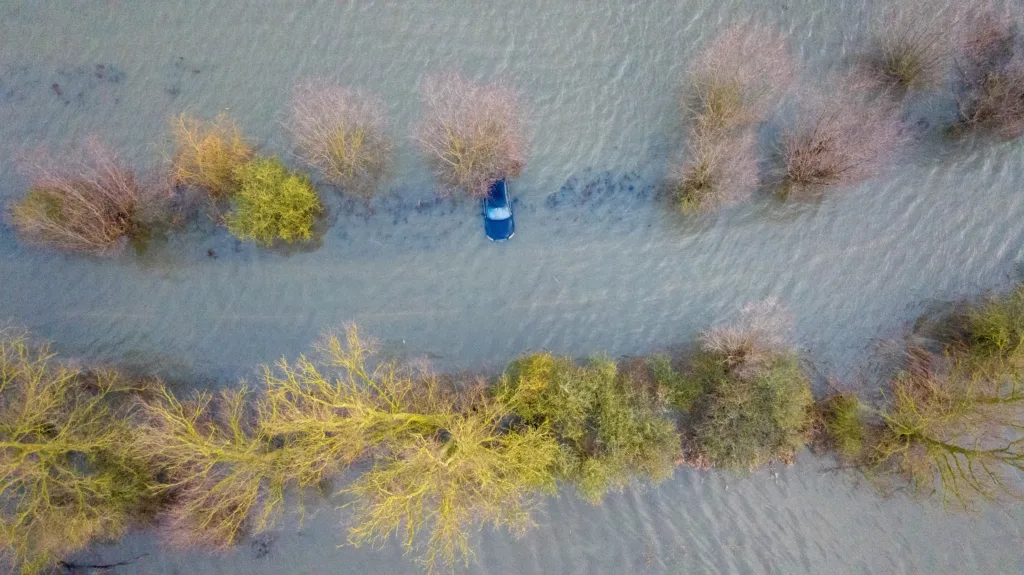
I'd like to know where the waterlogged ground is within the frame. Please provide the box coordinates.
[1,1,1023,573]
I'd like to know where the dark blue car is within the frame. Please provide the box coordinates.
[483,179,515,241]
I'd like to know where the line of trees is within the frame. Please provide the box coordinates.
[4,288,1024,573]
[6,71,527,255]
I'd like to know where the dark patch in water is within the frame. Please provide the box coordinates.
[250,535,274,559]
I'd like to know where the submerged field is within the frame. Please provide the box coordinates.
[1,0,1024,573]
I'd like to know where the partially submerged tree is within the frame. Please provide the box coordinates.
[225,156,322,245]
[685,23,795,137]
[170,113,254,199]
[287,80,392,201]
[414,72,528,197]
[260,326,560,573]
[779,80,907,192]
[655,300,814,471]
[0,332,153,574]
[497,352,679,504]
[135,384,323,548]
[862,0,954,92]
[9,139,154,255]
[668,129,758,213]
[951,1,1024,139]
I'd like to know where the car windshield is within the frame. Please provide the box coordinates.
[486,205,511,220]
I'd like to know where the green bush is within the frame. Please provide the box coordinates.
[687,350,813,472]
[818,392,868,461]
[964,285,1024,361]
[497,353,679,503]
[225,157,322,245]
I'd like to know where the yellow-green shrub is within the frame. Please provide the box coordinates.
[225,157,322,245]
[0,333,153,574]
[170,113,253,199]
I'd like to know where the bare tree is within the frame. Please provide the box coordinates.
[9,139,153,255]
[287,80,392,201]
[668,128,759,213]
[952,1,1024,139]
[700,298,794,380]
[413,72,528,197]
[862,0,954,92]
[779,79,908,191]
[685,23,795,137]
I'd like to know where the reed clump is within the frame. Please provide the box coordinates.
[9,139,154,255]
[170,113,254,199]
[225,157,322,245]
[497,352,679,504]
[414,72,528,197]
[0,332,154,574]
[287,80,392,201]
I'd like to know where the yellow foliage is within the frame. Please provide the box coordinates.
[0,334,150,574]
[170,113,253,198]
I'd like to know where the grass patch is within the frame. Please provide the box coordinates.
[225,157,322,245]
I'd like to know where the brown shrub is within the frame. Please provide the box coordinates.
[170,113,254,199]
[700,298,793,380]
[863,0,954,92]
[668,129,759,213]
[952,1,1024,139]
[9,139,151,255]
[780,80,908,191]
[685,23,795,136]
[287,80,392,200]
[413,72,528,197]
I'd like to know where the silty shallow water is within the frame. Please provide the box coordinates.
[1,1,1022,573]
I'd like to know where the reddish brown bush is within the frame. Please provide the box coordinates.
[685,24,795,136]
[413,72,528,197]
[668,129,759,213]
[862,0,954,92]
[9,139,153,255]
[287,80,392,200]
[780,80,908,191]
[952,1,1024,139]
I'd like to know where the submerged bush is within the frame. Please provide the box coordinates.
[668,129,758,213]
[414,72,528,197]
[964,286,1024,360]
[685,24,795,136]
[287,80,392,200]
[9,140,153,255]
[952,2,1024,139]
[497,353,679,504]
[863,0,953,92]
[660,300,813,471]
[225,157,322,245]
[170,113,254,199]
[780,80,907,192]
[0,333,153,574]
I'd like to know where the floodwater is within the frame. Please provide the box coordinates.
[1,0,1023,573]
